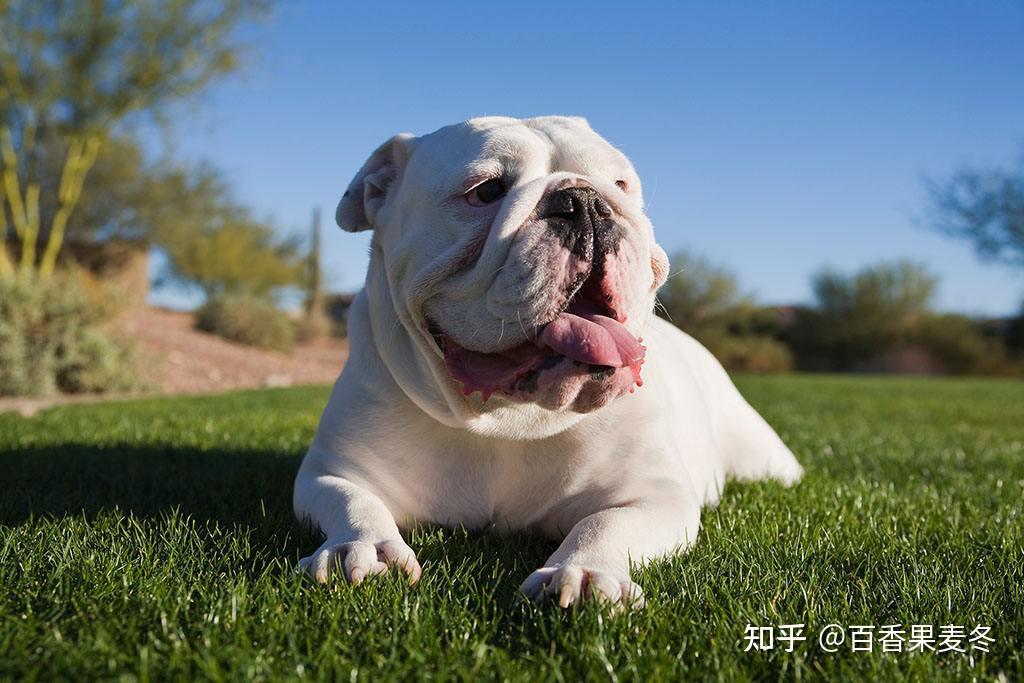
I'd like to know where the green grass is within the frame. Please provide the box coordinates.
[1,376,1022,681]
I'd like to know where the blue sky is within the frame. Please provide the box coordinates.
[150,1,1024,315]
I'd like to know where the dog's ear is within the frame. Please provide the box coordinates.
[336,133,416,232]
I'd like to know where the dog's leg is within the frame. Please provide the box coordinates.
[716,380,803,486]
[521,485,700,609]
[293,465,421,585]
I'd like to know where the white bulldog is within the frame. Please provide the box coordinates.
[294,116,802,608]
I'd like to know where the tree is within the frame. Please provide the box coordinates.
[33,132,150,244]
[148,164,302,298]
[789,261,938,370]
[925,150,1024,356]
[924,150,1024,268]
[14,129,302,298]
[657,251,792,372]
[812,261,936,322]
[0,0,266,279]
[656,250,745,332]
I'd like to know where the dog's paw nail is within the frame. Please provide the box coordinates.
[299,538,420,586]
[520,564,643,610]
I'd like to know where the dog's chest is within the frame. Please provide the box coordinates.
[403,434,630,536]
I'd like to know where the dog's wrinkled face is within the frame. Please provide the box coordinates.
[338,116,669,415]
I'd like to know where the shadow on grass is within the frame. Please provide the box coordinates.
[0,441,560,607]
[0,442,303,527]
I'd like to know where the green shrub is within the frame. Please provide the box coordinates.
[1006,307,1024,356]
[712,334,794,373]
[657,251,791,373]
[0,274,141,396]
[911,313,1015,375]
[787,262,938,371]
[195,295,295,352]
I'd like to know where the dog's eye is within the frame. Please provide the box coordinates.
[466,178,506,206]
[615,179,629,192]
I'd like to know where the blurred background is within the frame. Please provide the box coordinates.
[2,0,1023,404]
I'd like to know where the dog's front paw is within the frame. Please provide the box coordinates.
[520,564,645,609]
[298,538,422,585]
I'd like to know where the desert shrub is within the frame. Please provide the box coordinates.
[294,308,331,344]
[911,313,1014,375]
[58,328,141,393]
[0,274,141,396]
[195,295,295,352]
[791,307,1020,376]
[711,334,794,373]
[1005,306,1024,356]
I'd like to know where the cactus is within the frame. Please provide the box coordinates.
[298,206,330,342]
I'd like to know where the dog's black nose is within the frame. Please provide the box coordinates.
[539,186,618,261]
[539,186,613,222]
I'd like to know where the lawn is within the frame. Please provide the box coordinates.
[1,375,1022,681]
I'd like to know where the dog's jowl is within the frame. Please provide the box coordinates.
[294,116,802,608]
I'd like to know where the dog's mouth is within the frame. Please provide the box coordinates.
[428,268,645,404]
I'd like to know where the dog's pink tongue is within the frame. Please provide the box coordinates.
[443,311,646,401]
[537,312,645,369]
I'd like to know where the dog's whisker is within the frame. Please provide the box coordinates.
[654,296,673,322]
[516,308,533,342]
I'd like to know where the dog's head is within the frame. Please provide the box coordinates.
[339,116,669,436]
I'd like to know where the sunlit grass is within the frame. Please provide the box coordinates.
[1,376,1022,680]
